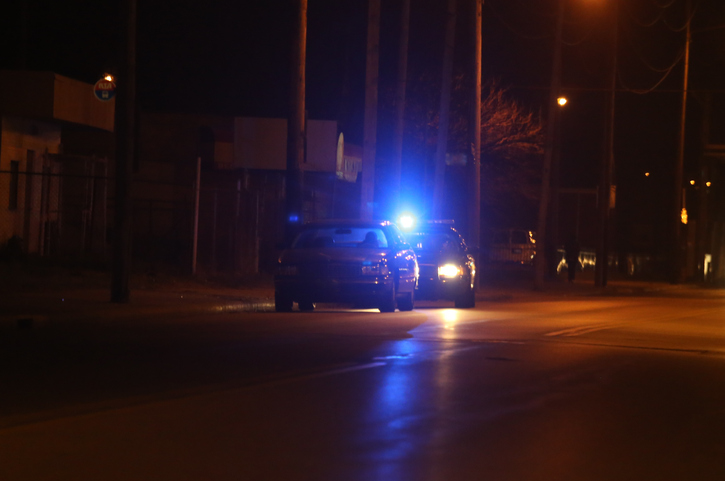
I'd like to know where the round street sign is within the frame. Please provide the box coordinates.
[94,78,116,101]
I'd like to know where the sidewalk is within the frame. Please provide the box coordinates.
[0,267,276,328]
[0,264,695,328]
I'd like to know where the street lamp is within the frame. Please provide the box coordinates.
[557,97,568,107]
[534,0,565,290]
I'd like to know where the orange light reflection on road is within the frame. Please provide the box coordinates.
[443,309,459,330]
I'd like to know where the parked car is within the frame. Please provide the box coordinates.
[274,220,419,312]
[485,228,536,266]
[402,220,476,308]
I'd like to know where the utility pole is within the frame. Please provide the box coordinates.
[286,0,307,235]
[111,0,136,303]
[671,0,691,284]
[20,0,28,69]
[391,0,411,216]
[361,0,381,220]
[432,0,457,219]
[534,0,564,290]
[595,0,618,288]
[470,0,482,279]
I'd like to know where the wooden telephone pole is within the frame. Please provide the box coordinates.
[361,0,381,220]
[671,0,691,284]
[111,0,136,303]
[286,0,307,233]
[391,0,411,215]
[432,0,457,219]
[470,0,482,280]
[534,0,564,290]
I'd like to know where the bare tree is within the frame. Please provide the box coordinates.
[403,75,543,226]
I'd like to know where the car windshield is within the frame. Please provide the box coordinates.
[406,231,460,252]
[293,227,389,248]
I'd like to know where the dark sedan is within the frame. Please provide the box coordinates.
[274,220,419,312]
[403,221,476,308]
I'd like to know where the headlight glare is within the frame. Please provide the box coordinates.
[438,264,461,278]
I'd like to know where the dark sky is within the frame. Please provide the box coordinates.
[5,0,722,144]
[3,0,725,235]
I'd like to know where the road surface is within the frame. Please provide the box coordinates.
[2,287,725,480]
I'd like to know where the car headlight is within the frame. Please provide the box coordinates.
[438,264,462,278]
[362,261,389,276]
[277,265,298,276]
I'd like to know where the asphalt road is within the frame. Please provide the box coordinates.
[2,289,725,480]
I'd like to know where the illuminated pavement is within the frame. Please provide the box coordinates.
[2,283,725,480]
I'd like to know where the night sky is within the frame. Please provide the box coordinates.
[3,0,725,243]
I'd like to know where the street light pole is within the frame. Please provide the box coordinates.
[595,0,618,288]
[111,0,136,303]
[470,0,482,284]
[391,0,410,216]
[285,0,306,235]
[361,0,381,220]
[671,0,691,283]
[534,0,564,290]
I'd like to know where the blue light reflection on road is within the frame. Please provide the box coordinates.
[358,337,457,481]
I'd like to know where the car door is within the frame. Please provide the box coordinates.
[387,225,418,293]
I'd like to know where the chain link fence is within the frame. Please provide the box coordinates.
[0,162,287,276]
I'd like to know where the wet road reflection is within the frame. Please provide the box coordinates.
[4,295,725,480]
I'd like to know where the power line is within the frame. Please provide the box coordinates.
[663,0,699,32]
[561,23,594,47]
[652,0,678,9]
[625,2,666,28]
[621,24,685,73]
[617,59,681,94]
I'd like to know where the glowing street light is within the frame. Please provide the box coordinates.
[557,96,568,106]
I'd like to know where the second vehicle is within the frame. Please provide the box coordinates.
[402,220,477,308]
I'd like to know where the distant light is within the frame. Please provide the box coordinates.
[557,97,567,107]
[681,208,688,225]
[398,213,415,230]
[706,181,712,187]
[690,180,696,185]
[289,214,300,223]
[104,74,114,82]
[645,172,650,177]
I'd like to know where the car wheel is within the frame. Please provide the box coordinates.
[454,285,476,309]
[298,300,316,311]
[397,290,415,311]
[275,290,293,312]
[378,284,397,313]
